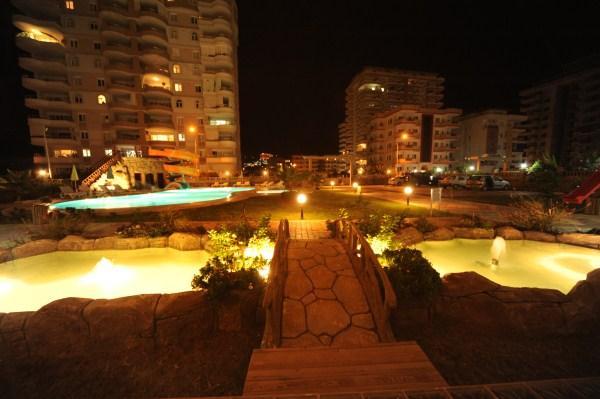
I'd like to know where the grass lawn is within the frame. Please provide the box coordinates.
[94,190,445,223]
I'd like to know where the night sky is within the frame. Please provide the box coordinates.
[2,1,600,168]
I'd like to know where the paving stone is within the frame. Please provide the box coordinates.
[325,254,351,272]
[287,259,301,272]
[333,276,370,315]
[306,265,337,289]
[332,327,379,347]
[301,292,317,305]
[284,269,313,300]
[306,241,339,256]
[314,289,337,300]
[319,334,333,345]
[337,268,356,277]
[300,258,319,271]
[288,247,315,260]
[306,300,350,336]
[282,299,306,338]
[352,313,375,329]
[281,332,321,348]
[288,241,308,249]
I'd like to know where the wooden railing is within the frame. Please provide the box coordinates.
[332,219,397,342]
[261,219,290,348]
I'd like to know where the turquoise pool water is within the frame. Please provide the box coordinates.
[49,187,254,211]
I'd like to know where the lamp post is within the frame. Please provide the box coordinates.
[404,185,413,206]
[329,180,335,190]
[296,193,307,220]
[43,127,53,179]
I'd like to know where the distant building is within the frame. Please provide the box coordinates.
[259,152,273,162]
[339,67,445,168]
[369,105,462,174]
[12,0,241,178]
[519,58,600,168]
[290,154,347,175]
[457,110,527,172]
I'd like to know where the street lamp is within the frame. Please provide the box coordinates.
[262,169,269,177]
[357,167,364,175]
[352,181,359,189]
[329,180,335,190]
[468,165,476,172]
[296,193,307,220]
[386,169,392,175]
[404,185,414,206]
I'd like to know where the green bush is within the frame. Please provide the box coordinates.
[414,216,436,233]
[116,222,172,238]
[382,247,442,303]
[191,256,264,300]
[506,198,571,233]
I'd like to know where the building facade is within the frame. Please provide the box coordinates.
[457,110,527,172]
[290,154,347,176]
[338,67,444,167]
[369,105,462,174]
[12,0,240,178]
[519,59,600,169]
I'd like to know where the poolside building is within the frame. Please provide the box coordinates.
[12,0,240,179]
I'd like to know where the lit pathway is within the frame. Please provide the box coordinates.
[281,238,380,348]
[288,219,330,239]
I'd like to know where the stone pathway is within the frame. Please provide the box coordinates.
[288,220,330,239]
[281,239,380,348]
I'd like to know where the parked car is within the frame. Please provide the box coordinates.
[389,173,439,187]
[466,174,512,190]
[440,175,468,189]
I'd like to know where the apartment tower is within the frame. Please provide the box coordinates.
[369,105,461,174]
[12,0,240,178]
[339,67,444,167]
[519,57,600,169]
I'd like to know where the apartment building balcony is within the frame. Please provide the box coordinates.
[165,0,199,11]
[25,95,70,110]
[104,41,136,55]
[28,115,75,128]
[143,84,172,96]
[100,0,131,15]
[101,20,134,36]
[108,101,139,111]
[206,155,237,165]
[139,44,169,64]
[396,144,420,150]
[201,32,233,46]
[19,57,66,75]
[143,98,172,112]
[105,60,138,74]
[22,75,69,91]
[144,118,174,130]
[138,25,168,42]
[138,5,168,24]
[108,78,137,91]
[143,65,170,77]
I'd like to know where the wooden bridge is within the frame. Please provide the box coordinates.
[245,219,446,395]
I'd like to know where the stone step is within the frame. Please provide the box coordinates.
[243,341,447,396]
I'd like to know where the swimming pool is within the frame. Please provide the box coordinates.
[0,248,209,312]
[416,239,600,293]
[49,187,255,211]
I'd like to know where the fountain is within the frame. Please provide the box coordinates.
[80,257,134,290]
[490,236,506,268]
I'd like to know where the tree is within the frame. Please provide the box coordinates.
[527,154,560,197]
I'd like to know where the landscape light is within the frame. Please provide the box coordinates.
[404,185,414,206]
[520,162,528,170]
[357,167,364,175]
[386,169,392,175]
[435,167,443,173]
[468,165,476,172]
[37,169,48,178]
[329,180,335,189]
[262,170,268,176]
[352,182,359,189]
[224,171,230,177]
[296,193,307,219]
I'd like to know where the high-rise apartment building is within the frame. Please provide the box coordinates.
[457,110,527,172]
[12,0,240,178]
[519,58,600,169]
[339,67,444,166]
[369,105,462,174]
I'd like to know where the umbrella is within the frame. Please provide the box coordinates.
[106,166,114,180]
[70,164,79,190]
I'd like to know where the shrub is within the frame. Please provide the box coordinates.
[382,247,442,303]
[414,216,436,233]
[526,155,560,196]
[116,222,171,238]
[31,212,90,240]
[208,229,240,265]
[506,198,571,233]
[191,256,264,300]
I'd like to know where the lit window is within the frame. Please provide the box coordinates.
[178,133,186,141]
[65,1,75,10]
[82,148,91,157]
[174,83,182,92]
[104,148,113,156]
[175,99,183,108]
[209,119,230,126]
[172,64,181,74]
[97,94,107,104]
[54,149,77,158]
[150,134,174,142]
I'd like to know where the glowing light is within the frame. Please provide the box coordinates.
[468,165,476,171]
[296,193,307,205]
[224,171,230,177]
[435,167,443,173]
[401,133,408,140]
[386,169,392,175]
[258,265,270,280]
[37,169,48,178]
[188,126,196,133]
[404,186,414,195]
[357,167,364,175]
[352,182,359,189]
[262,170,268,176]
[539,253,600,282]
[520,162,528,170]
[80,258,134,291]
[0,279,16,296]
[329,180,335,186]
[490,236,506,265]
[152,76,160,82]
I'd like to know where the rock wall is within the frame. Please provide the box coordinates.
[393,270,600,336]
[0,290,264,398]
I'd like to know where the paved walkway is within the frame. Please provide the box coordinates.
[281,239,380,348]
[288,220,330,239]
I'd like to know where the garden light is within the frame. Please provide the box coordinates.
[296,192,307,219]
[37,169,48,178]
[404,185,414,206]
[329,180,335,189]
[262,170,269,176]
[357,167,364,175]
[520,162,528,170]
[386,169,392,175]
[435,167,443,173]
[468,165,476,172]
[352,182,359,189]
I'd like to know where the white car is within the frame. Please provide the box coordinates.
[442,175,468,189]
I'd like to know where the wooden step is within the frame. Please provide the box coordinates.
[243,341,447,396]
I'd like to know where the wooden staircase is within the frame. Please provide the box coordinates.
[81,154,121,187]
[243,342,447,396]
